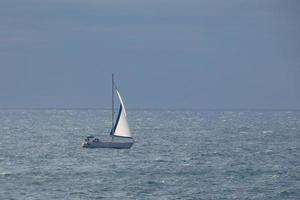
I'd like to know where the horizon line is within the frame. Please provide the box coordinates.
[0,107,299,111]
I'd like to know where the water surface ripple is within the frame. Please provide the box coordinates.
[0,110,299,199]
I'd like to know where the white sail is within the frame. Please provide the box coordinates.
[113,89,131,138]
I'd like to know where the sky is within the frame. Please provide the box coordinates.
[0,0,299,109]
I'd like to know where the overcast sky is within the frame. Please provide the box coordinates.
[0,0,299,109]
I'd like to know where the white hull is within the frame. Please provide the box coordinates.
[82,141,133,149]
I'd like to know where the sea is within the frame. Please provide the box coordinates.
[0,109,299,200]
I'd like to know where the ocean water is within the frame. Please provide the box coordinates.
[0,109,299,200]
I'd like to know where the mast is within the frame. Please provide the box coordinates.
[112,73,114,133]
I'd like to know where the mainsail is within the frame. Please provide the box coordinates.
[111,89,131,138]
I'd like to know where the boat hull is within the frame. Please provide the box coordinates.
[82,141,133,149]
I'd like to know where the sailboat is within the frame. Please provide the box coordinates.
[82,74,134,149]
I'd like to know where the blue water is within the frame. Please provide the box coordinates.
[0,109,299,199]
